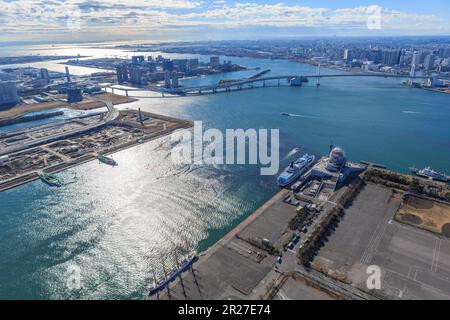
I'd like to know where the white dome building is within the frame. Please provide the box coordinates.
[326,147,347,172]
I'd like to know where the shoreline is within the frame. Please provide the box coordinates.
[0,110,193,193]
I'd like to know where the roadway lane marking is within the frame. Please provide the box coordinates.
[433,239,442,273]
[431,238,439,272]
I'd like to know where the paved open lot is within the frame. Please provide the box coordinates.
[314,183,450,299]
[151,190,291,300]
[273,275,336,300]
[154,240,274,300]
[237,198,299,246]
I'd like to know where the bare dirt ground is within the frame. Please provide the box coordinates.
[0,101,68,119]
[395,194,450,237]
[0,93,136,119]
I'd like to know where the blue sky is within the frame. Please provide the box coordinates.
[0,0,449,43]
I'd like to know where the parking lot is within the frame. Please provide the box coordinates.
[314,183,450,299]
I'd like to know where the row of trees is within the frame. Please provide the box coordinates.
[298,178,366,266]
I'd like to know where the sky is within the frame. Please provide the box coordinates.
[0,0,449,43]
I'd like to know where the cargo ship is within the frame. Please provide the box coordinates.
[278,154,315,187]
[410,166,448,182]
[39,173,63,187]
[98,154,118,166]
[148,252,198,296]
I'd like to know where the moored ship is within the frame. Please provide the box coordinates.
[277,154,315,187]
[410,166,448,182]
[98,154,118,166]
[39,173,63,187]
[148,251,198,296]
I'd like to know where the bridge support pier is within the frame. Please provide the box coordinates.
[125,90,129,97]
[111,88,115,94]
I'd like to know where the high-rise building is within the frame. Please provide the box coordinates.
[115,65,129,84]
[0,82,20,110]
[171,71,179,88]
[424,54,435,71]
[128,66,143,85]
[343,49,352,61]
[164,71,171,88]
[173,59,188,73]
[40,68,50,84]
[381,49,401,66]
[67,87,83,103]
[368,50,382,63]
[411,51,421,68]
[116,65,124,84]
[65,66,71,83]
[210,56,220,68]
[163,60,174,71]
[147,62,157,73]
[132,56,145,64]
[188,58,199,70]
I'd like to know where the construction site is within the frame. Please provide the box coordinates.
[0,98,192,192]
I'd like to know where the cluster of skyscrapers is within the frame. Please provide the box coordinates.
[115,55,231,87]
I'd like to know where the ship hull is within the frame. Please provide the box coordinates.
[415,172,448,182]
[277,154,315,187]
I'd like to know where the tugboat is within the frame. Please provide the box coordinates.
[98,154,118,166]
[277,154,315,187]
[39,172,63,187]
[410,166,448,182]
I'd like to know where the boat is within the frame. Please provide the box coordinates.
[39,172,63,187]
[281,112,290,116]
[98,154,118,166]
[148,252,198,296]
[278,154,315,187]
[410,166,448,182]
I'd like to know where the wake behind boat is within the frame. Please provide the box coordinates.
[278,153,315,187]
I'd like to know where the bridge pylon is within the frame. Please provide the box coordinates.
[316,64,321,87]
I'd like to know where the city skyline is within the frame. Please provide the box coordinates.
[1,0,450,43]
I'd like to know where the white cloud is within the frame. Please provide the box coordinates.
[0,1,448,41]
